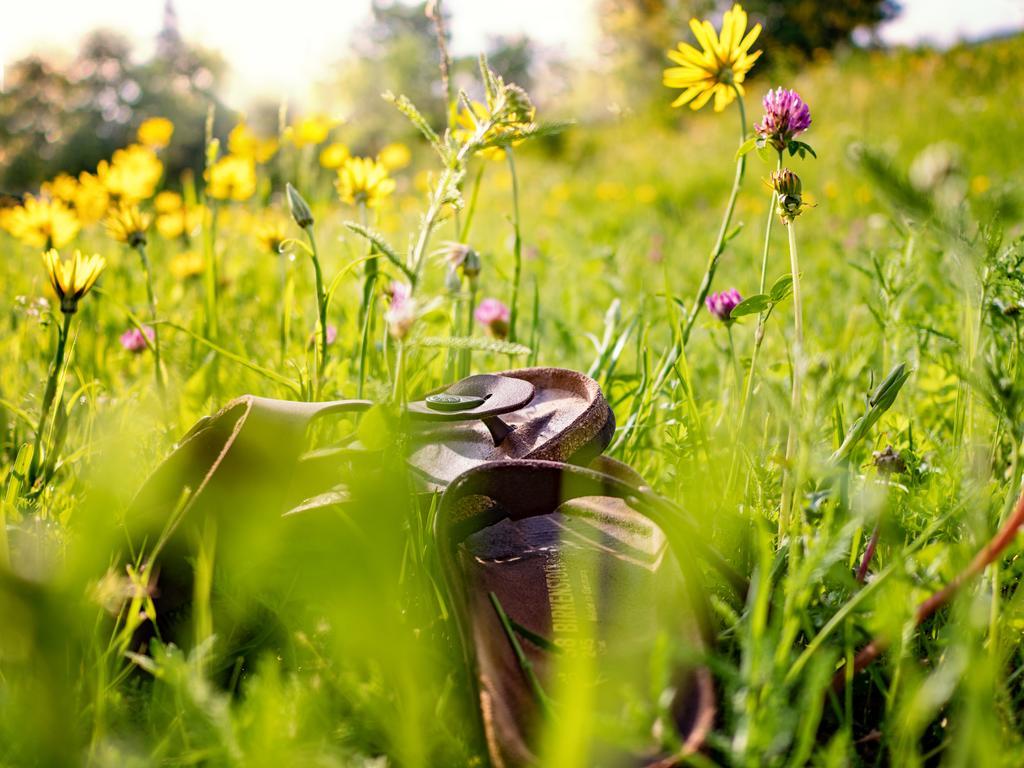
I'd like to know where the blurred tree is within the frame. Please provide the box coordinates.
[0,0,229,191]
[323,1,447,151]
[744,0,900,59]
[596,0,712,115]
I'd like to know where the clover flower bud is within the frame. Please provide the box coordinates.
[770,168,805,221]
[706,288,742,322]
[474,298,510,339]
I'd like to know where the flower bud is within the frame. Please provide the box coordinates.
[286,183,314,228]
[706,288,742,322]
[770,168,805,221]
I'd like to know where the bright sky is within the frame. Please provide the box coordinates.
[1,0,1021,104]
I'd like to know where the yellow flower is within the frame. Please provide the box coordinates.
[73,172,111,224]
[170,250,204,280]
[285,115,337,147]
[41,173,79,203]
[105,203,152,247]
[378,142,411,171]
[156,202,204,240]
[154,190,183,213]
[4,195,80,249]
[137,117,174,149]
[663,3,762,112]
[98,144,163,202]
[335,157,396,208]
[228,122,278,164]
[206,155,256,201]
[319,142,350,170]
[970,174,991,195]
[42,248,106,313]
[255,219,289,255]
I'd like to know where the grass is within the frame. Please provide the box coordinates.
[1,33,1024,766]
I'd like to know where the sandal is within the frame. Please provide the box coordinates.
[436,458,716,766]
[125,368,615,651]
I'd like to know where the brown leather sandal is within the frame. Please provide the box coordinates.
[125,368,615,652]
[436,459,716,767]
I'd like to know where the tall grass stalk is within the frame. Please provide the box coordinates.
[681,87,747,344]
[506,149,523,342]
[780,218,805,535]
[134,242,165,392]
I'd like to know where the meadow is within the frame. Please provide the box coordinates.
[1,13,1024,766]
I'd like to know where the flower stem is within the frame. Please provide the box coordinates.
[357,204,377,399]
[278,252,289,366]
[135,242,165,393]
[681,89,747,345]
[729,152,783,492]
[304,224,328,398]
[780,219,804,535]
[507,148,523,343]
[29,311,73,484]
[461,277,478,379]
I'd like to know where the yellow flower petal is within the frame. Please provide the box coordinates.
[689,88,715,111]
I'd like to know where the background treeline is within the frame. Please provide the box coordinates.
[1,0,900,190]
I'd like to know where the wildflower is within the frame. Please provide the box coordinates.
[285,115,336,147]
[754,88,811,152]
[153,192,203,240]
[378,142,412,171]
[769,168,809,221]
[137,117,174,149]
[285,184,314,231]
[154,190,182,214]
[42,249,106,314]
[475,298,510,339]
[871,445,907,475]
[307,324,337,349]
[120,325,155,353]
[446,242,481,279]
[105,203,151,247]
[255,218,288,254]
[663,3,762,112]
[705,288,743,322]
[384,281,416,339]
[319,142,350,170]
[206,155,256,201]
[336,157,396,208]
[170,250,204,280]
[228,122,278,163]
[98,144,163,202]
[41,173,79,203]
[72,172,111,224]
[4,195,80,248]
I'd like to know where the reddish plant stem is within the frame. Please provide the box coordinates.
[856,523,881,583]
[833,490,1024,692]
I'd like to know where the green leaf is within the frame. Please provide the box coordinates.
[729,294,771,318]
[165,323,302,396]
[756,143,775,164]
[735,136,757,161]
[414,336,531,356]
[789,140,817,159]
[478,120,574,149]
[770,274,794,302]
[830,362,912,463]
[357,404,396,452]
[343,222,414,282]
